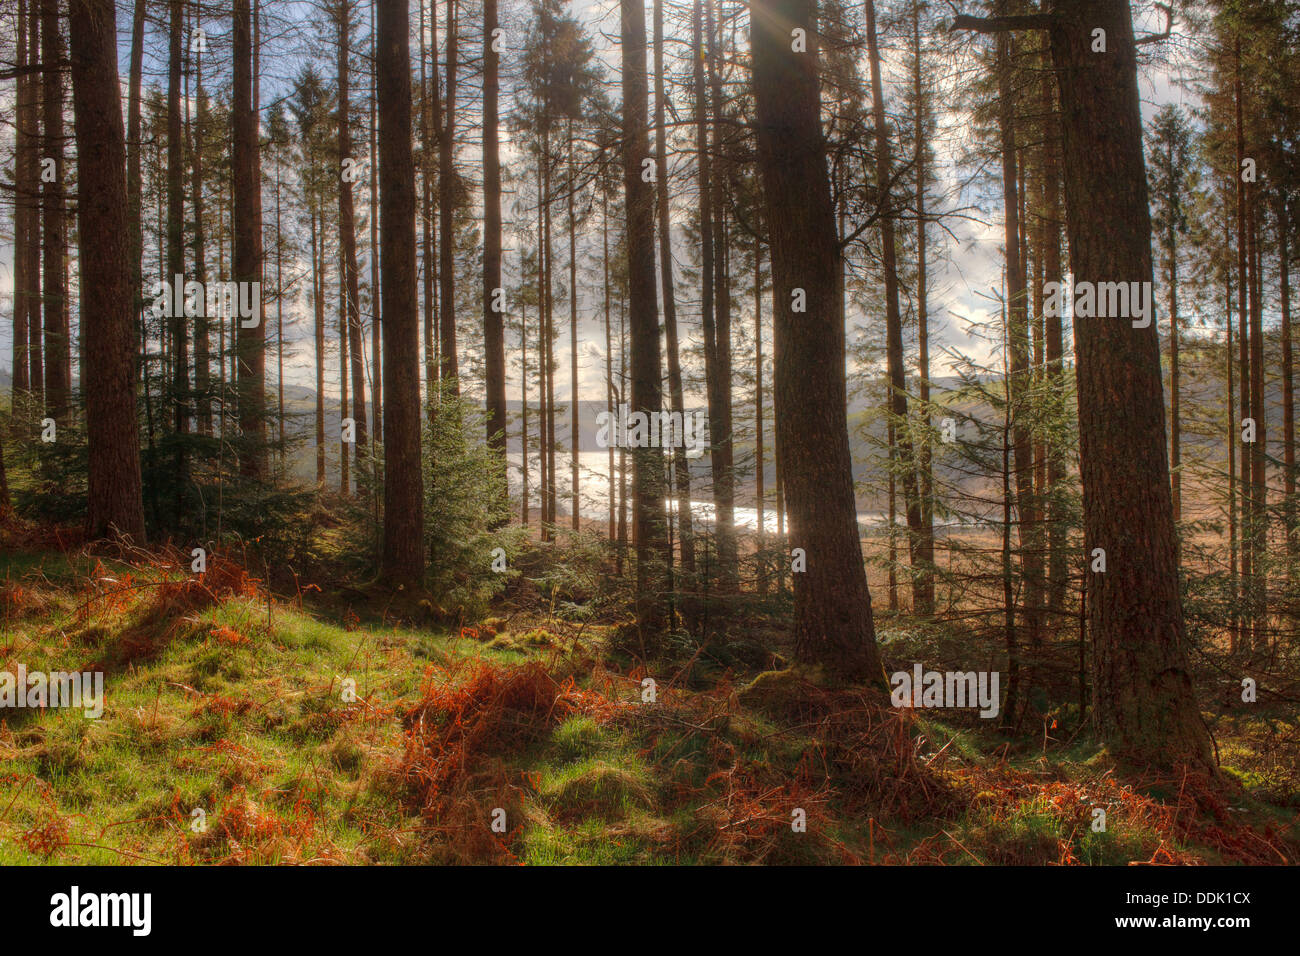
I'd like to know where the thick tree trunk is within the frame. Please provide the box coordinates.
[621,0,669,633]
[377,0,425,584]
[751,0,884,683]
[70,0,147,542]
[1043,0,1212,770]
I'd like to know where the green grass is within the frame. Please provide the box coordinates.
[1,548,1295,866]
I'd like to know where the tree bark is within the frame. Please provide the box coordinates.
[377,0,425,584]
[233,0,266,478]
[42,0,69,423]
[438,0,460,392]
[483,0,507,483]
[1043,0,1212,769]
[338,0,368,476]
[866,0,928,614]
[621,0,669,633]
[751,0,884,682]
[70,0,147,542]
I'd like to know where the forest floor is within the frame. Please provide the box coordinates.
[0,528,1296,865]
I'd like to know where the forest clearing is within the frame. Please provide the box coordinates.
[0,0,1297,908]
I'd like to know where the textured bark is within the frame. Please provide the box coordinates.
[996,30,1044,688]
[70,0,146,542]
[1040,57,1068,613]
[1281,196,1296,572]
[13,0,35,399]
[370,0,382,443]
[338,0,367,475]
[568,121,580,530]
[621,0,669,633]
[233,0,266,478]
[751,0,883,683]
[912,0,935,610]
[704,0,737,589]
[483,0,507,479]
[653,0,695,576]
[42,0,69,423]
[312,210,326,486]
[1044,0,1212,770]
[25,0,43,404]
[188,29,212,436]
[866,0,928,614]
[167,0,188,438]
[125,0,145,387]
[438,0,460,392]
[377,0,425,584]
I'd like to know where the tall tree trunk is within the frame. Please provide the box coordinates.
[603,190,615,540]
[189,27,212,436]
[996,29,1043,699]
[420,0,436,413]
[313,209,326,486]
[233,0,266,478]
[1040,57,1068,614]
[370,0,382,443]
[338,0,368,478]
[621,0,669,634]
[1248,193,1266,650]
[913,0,936,613]
[1225,209,1238,651]
[70,0,147,542]
[654,0,695,576]
[751,0,884,682]
[866,0,927,614]
[167,0,189,443]
[42,0,69,423]
[377,0,425,584]
[568,120,580,531]
[483,0,507,487]
[1234,42,1252,653]
[1166,167,1181,526]
[1281,195,1296,580]
[26,0,43,407]
[13,0,34,402]
[438,0,459,392]
[955,0,1213,769]
[705,0,737,590]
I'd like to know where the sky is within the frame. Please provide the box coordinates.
[0,0,1206,410]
